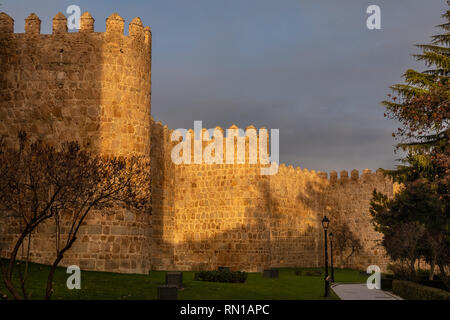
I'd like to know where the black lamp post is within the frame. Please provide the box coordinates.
[329,232,334,282]
[322,216,330,297]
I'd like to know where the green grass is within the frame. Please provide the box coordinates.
[0,260,368,300]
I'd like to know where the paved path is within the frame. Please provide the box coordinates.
[332,283,403,300]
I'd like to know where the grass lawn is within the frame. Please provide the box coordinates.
[0,260,368,300]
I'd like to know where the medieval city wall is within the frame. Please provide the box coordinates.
[0,12,152,274]
[0,11,394,275]
[149,123,394,272]
[0,12,151,155]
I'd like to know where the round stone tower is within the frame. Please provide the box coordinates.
[0,12,153,274]
[0,12,152,157]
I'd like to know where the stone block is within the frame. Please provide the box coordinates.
[157,285,177,300]
[105,260,119,270]
[263,269,279,278]
[165,272,183,289]
[111,226,128,235]
[87,224,102,234]
[218,266,230,272]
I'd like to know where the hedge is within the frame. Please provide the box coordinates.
[418,279,448,291]
[194,270,248,283]
[392,280,450,300]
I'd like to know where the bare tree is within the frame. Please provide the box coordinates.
[0,133,151,299]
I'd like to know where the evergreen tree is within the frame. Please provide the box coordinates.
[382,2,449,185]
[371,3,449,281]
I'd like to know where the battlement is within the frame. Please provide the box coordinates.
[0,11,394,274]
[150,120,388,183]
[0,12,152,44]
[0,11,152,156]
[274,164,387,184]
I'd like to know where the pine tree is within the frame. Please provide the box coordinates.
[382,3,449,185]
[372,3,450,281]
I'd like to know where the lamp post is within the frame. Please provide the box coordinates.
[322,216,330,297]
[329,232,334,282]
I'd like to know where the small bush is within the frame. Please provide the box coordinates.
[392,280,450,300]
[303,270,322,277]
[194,270,247,283]
[417,279,448,291]
[387,263,414,280]
[381,277,393,291]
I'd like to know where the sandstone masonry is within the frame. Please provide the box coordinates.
[0,12,393,274]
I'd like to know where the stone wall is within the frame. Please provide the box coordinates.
[0,12,152,274]
[149,119,176,269]
[148,125,394,272]
[0,208,151,274]
[0,12,151,155]
[0,11,394,275]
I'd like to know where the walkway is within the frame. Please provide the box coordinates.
[332,283,403,300]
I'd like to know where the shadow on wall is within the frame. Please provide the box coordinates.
[0,13,105,151]
[149,144,392,272]
[0,11,153,274]
[150,165,355,272]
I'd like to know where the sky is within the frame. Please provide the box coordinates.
[2,0,448,173]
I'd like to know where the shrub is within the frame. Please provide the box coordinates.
[303,270,322,277]
[194,270,248,283]
[387,263,415,280]
[392,280,450,300]
[380,276,393,291]
[417,279,448,291]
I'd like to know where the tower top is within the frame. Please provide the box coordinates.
[0,12,151,40]
[80,12,94,33]
[52,12,67,34]
[0,12,14,33]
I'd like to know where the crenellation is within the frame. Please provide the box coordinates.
[129,17,144,40]
[80,12,94,33]
[351,169,359,180]
[376,168,385,177]
[0,10,153,273]
[52,12,68,34]
[362,168,374,182]
[25,13,41,34]
[144,26,151,45]
[0,12,14,33]
[330,170,337,183]
[317,171,328,180]
[0,11,394,274]
[340,170,349,181]
[106,13,125,34]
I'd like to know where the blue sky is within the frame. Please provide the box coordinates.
[2,0,448,172]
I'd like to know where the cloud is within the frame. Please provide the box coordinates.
[3,0,447,172]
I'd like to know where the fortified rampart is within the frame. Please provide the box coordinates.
[0,12,393,274]
[0,12,152,274]
[149,121,393,272]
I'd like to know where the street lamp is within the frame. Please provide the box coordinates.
[329,232,334,282]
[322,216,330,297]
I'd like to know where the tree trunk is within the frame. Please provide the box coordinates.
[45,237,77,300]
[45,253,64,300]
[429,259,435,280]
[409,259,416,278]
[3,226,32,300]
[438,262,446,278]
